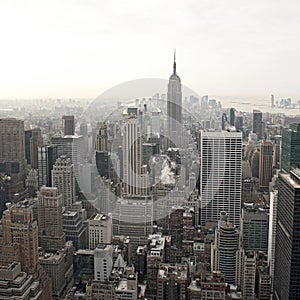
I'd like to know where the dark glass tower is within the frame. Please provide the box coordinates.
[25,128,42,169]
[252,110,264,140]
[281,123,300,173]
[274,170,300,299]
[37,145,58,188]
[167,51,182,148]
[229,107,235,126]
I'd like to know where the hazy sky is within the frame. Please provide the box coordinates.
[1,0,300,98]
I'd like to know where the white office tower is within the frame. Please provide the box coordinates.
[212,212,240,284]
[52,156,76,209]
[167,51,182,148]
[268,190,278,284]
[94,244,113,281]
[122,116,142,196]
[88,213,112,250]
[113,197,153,237]
[200,130,242,226]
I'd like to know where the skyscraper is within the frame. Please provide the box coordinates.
[268,190,278,289]
[1,201,39,275]
[122,116,142,196]
[211,212,240,284]
[52,156,76,208]
[37,186,65,251]
[274,170,300,299]
[252,110,264,140]
[62,115,75,136]
[199,130,242,226]
[25,127,43,169]
[281,123,300,173]
[37,144,58,188]
[51,134,85,192]
[167,51,182,148]
[96,123,111,179]
[259,140,273,191]
[271,94,275,107]
[229,107,235,126]
[241,205,269,252]
[0,118,25,201]
[96,122,109,152]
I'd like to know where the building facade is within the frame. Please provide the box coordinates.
[0,118,25,201]
[274,170,300,299]
[199,130,242,226]
[167,52,182,148]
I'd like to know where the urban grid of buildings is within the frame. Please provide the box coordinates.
[0,56,300,299]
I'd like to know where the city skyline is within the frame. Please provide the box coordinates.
[1,0,300,98]
[1,2,300,298]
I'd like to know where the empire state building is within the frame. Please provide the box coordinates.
[167,51,182,148]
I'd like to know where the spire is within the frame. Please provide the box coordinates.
[173,49,176,74]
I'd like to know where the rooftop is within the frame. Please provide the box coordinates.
[157,264,187,280]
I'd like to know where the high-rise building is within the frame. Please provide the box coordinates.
[51,134,84,184]
[271,94,275,107]
[39,241,74,299]
[274,170,300,299]
[113,196,153,264]
[1,201,39,275]
[273,135,282,170]
[52,156,76,208]
[211,212,240,284]
[0,174,11,218]
[281,123,300,173]
[80,122,88,136]
[235,115,243,131]
[37,144,58,188]
[221,113,228,130]
[122,116,142,196]
[94,244,113,281]
[146,234,171,298]
[37,186,65,251]
[96,122,109,152]
[167,51,182,148]
[25,128,43,169]
[268,190,278,286]
[259,140,273,191]
[241,205,269,252]
[0,118,25,201]
[242,251,256,300]
[88,213,112,250]
[230,107,235,126]
[250,150,260,179]
[113,197,153,238]
[25,168,39,197]
[62,115,75,136]
[199,130,242,226]
[62,210,87,250]
[252,110,264,140]
[95,122,112,180]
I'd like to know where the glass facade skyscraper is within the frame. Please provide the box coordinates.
[281,123,300,173]
[274,170,300,299]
